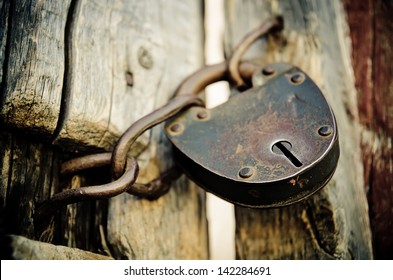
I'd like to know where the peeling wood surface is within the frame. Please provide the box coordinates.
[2,234,112,260]
[0,0,70,136]
[225,0,372,259]
[343,0,393,259]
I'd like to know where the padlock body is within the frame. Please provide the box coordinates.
[165,64,339,208]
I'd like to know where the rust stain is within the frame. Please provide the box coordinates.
[289,176,309,188]
[290,177,297,186]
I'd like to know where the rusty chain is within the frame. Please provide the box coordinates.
[35,16,283,221]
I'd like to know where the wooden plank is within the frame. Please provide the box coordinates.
[225,0,373,259]
[1,0,208,259]
[343,0,393,259]
[101,1,208,259]
[2,234,112,260]
[53,0,204,153]
[49,0,208,259]
[107,180,208,259]
[0,131,60,242]
[0,0,70,136]
[0,130,116,256]
[58,179,111,255]
[0,1,69,251]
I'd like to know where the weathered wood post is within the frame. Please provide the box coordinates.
[224,0,373,259]
[0,0,208,259]
[343,0,393,259]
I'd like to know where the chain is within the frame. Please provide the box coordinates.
[35,16,283,222]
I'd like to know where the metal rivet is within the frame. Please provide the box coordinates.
[318,126,333,136]
[262,65,275,76]
[196,110,208,120]
[239,167,254,179]
[290,73,305,84]
[169,123,183,134]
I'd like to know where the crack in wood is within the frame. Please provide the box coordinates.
[51,0,78,143]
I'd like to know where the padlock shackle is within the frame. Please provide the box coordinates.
[228,16,284,88]
[175,61,258,97]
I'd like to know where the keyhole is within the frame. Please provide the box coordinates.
[272,141,303,167]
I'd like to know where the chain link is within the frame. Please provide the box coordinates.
[35,16,283,222]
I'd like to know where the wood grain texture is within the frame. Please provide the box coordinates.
[0,131,60,242]
[107,178,208,259]
[56,0,208,259]
[225,0,373,259]
[0,0,70,136]
[57,176,112,255]
[0,0,10,84]
[2,234,112,259]
[1,0,208,259]
[0,131,116,256]
[53,0,204,153]
[343,0,393,259]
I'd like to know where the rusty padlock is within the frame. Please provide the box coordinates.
[165,63,339,208]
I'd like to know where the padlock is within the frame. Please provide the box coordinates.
[165,63,339,208]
